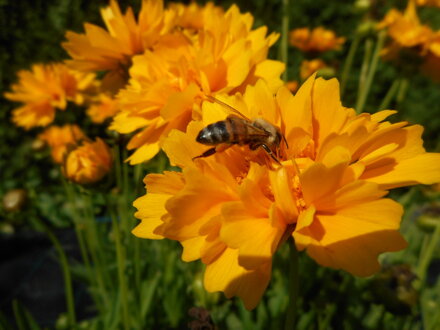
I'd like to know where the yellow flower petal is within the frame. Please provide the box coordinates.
[204,248,272,310]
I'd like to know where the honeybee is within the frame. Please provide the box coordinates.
[193,96,287,164]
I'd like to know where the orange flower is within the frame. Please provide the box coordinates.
[378,0,440,81]
[63,0,172,91]
[86,93,120,123]
[416,0,440,6]
[421,32,440,82]
[38,125,86,164]
[289,27,345,53]
[299,59,328,80]
[4,63,96,129]
[133,76,440,309]
[111,4,284,164]
[63,138,112,184]
[285,80,299,93]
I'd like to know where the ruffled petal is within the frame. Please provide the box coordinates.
[204,248,272,310]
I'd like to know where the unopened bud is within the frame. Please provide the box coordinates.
[2,189,27,212]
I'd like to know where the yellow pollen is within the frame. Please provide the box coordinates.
[292,174,307,211]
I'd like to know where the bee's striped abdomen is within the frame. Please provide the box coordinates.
[196,121,230,145]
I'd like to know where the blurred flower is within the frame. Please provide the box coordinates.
[4,63,96,129]
[285,80,299,93]
[370,264,418,315]
[133,76,440,309]
[416,0,440,7]
[86,93,120,123]
[63,0,174,92]
[111,4,284,164]
[299,59,328,80]
[2,189,27,212]
[38,125,86,164]
[379,1,440,80]
[63,138,112,185]
[289,27,345,53]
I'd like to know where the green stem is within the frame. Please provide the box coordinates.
[12,300,26,330]
[355,30,386,113]
[357,38,373,106]
[417,222,440,286]
[396,77,409,105]
[284,238,299,330]
[379,79,400,110]
[62,180,104,312]
[82,193,111,302]
[111,210,131,330]
[34,219,76,327]
[340,34,362,96]
[281,0,290,81]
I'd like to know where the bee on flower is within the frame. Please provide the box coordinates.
[132,75,440,309]
[109,2,284,164]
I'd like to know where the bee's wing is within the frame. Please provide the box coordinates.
[205,95,250,121]
[240,120,271,138]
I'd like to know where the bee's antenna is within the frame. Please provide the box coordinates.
[205,95,250,121]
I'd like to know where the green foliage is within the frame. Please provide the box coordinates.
[1,0,440,329]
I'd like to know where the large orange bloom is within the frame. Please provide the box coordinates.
[111,4,284,164]
[289,27,345,53]
[4,63,95,129]
[132,76,440,309]
[63,0,172,91]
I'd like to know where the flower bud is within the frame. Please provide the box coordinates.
[370,264,418,315]
[63,138,112,185]
[416,205,440,233]
[2,189,27,212]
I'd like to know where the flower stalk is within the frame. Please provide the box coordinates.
[281,0,290,81]
[356,30,386,113]
[417,221,440,287]
[340,33,362,96]
[284,238,299,330]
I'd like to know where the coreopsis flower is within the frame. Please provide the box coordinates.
[4,63,96,129]
[38,124,86,164]
[416,0,440,7]
[86,93,120,123]
[289,27,345,53]
[111,4,284,164]
[378,0,440,80]
[421,31,440,81]
[63,0,173,91]
[133,76,440,309]
[63,138,112,185]
[299,59,328,80]
[285,80,299,93]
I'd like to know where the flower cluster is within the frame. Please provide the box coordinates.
[288,27,343,82]
[289,27,345,53]
[379,0,440,81]
[133,75,440,309]
[107,2,284,164]
[4,63,96,129]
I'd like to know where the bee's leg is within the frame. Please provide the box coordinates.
[192,147,217,160]
[260,144,282,165]
[192,144,231,161]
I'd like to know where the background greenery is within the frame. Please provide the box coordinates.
[1,0,439,329]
